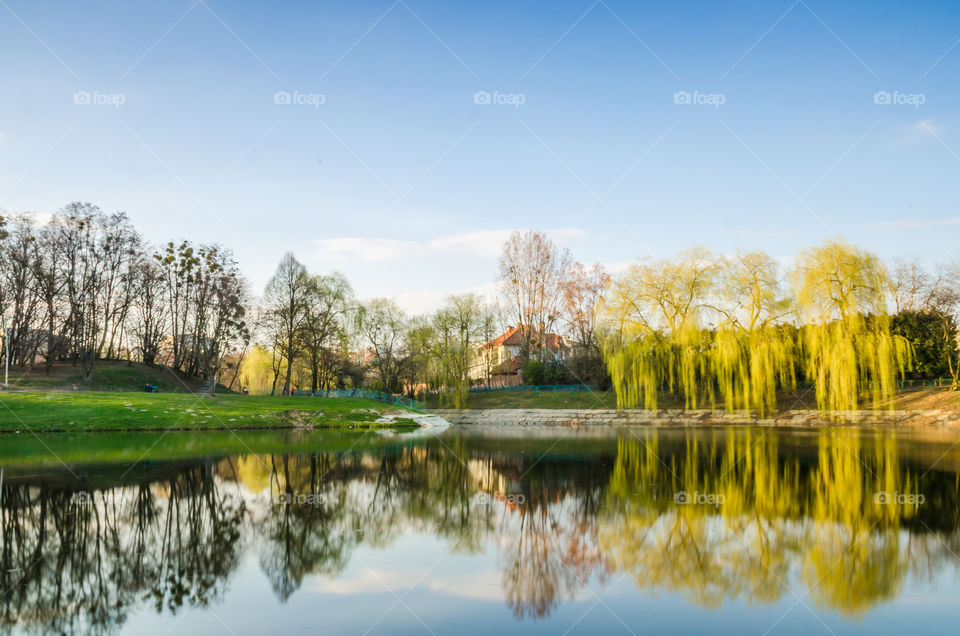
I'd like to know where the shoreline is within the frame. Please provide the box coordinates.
[432,408,960,428]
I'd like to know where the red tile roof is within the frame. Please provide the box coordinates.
[480,325,569,353]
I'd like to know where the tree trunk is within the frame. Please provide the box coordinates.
[45,302,55,376]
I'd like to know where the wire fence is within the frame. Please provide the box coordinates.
[787,378,956,391]
[468,384,593,393]
[897,378,956,389]
[293,388,426,413]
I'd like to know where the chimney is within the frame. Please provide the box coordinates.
[506,325,514,332]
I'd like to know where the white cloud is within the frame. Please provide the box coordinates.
[428,230,515,258]
[429,228,588,258]
[384,281,498,315]
[307,560,592,602]
[25,212,53,226]
[601,260,635,274]
[867,216,960,231]
[311,228,589,264]
[312,237,419,262]
[307,564,509,601]
[0,210,53,226]
[304,229,591,315]
[900,118,944,144]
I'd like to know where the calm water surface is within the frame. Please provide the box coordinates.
[2,426,960,635]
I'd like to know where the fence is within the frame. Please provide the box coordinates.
[898,378,956,389]
[788,378,955,391]
[468,384,593,393]
[293,388,426,413]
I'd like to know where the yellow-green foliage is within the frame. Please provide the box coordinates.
[710,326,796,415]
[794,241,911,411]
[238,345,277,395]
[600,430,921,614]
[600,242,909,412]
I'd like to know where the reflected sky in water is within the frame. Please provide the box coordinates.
[2,426,960,635]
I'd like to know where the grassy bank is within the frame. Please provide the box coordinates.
[0,391,418,432]
[425,390,619,410]
[425,386,960,411]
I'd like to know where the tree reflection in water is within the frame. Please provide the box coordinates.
[601,429,958,615]
[0,463,243,634]
[1,428,959,633]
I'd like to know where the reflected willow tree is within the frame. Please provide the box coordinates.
[600,429,950,615]
[600,433,795,607]
[600,241,911,413]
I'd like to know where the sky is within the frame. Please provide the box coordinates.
[2,0,960,313]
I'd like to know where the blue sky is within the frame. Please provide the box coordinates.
[2,0,959,312]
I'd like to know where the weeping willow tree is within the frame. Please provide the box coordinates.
[600,248,718,409]
[793,241,911,411]
[600,248,796,412]
[602,242,912,413]
[709,252,797,415]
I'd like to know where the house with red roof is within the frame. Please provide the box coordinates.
[472,323,570,382]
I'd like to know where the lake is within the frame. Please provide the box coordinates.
[1,426,959,635]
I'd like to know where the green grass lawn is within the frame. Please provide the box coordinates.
[0,391,417,432]
[426,390,620,410]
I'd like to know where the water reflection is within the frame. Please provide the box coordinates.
[0,463,244,634]
[1,428,959,633]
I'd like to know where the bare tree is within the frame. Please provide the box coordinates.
[52,203,139,383]
[560,262,610,352]
[129,257,167,365]
[890,258,935,313]
[265,253,310,393]
[0,216,43,366]
[497,231,571,361]
[300,272,352,392]
[355,298,408,393]
[33,220,70,374]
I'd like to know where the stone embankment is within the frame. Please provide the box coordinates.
[431,408,960,428]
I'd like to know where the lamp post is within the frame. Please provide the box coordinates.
[3,326,8,390]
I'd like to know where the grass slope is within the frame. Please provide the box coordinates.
[3,360,231,393]
[0,391,416,432]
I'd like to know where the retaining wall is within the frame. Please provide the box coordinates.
[431,408,960,428]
